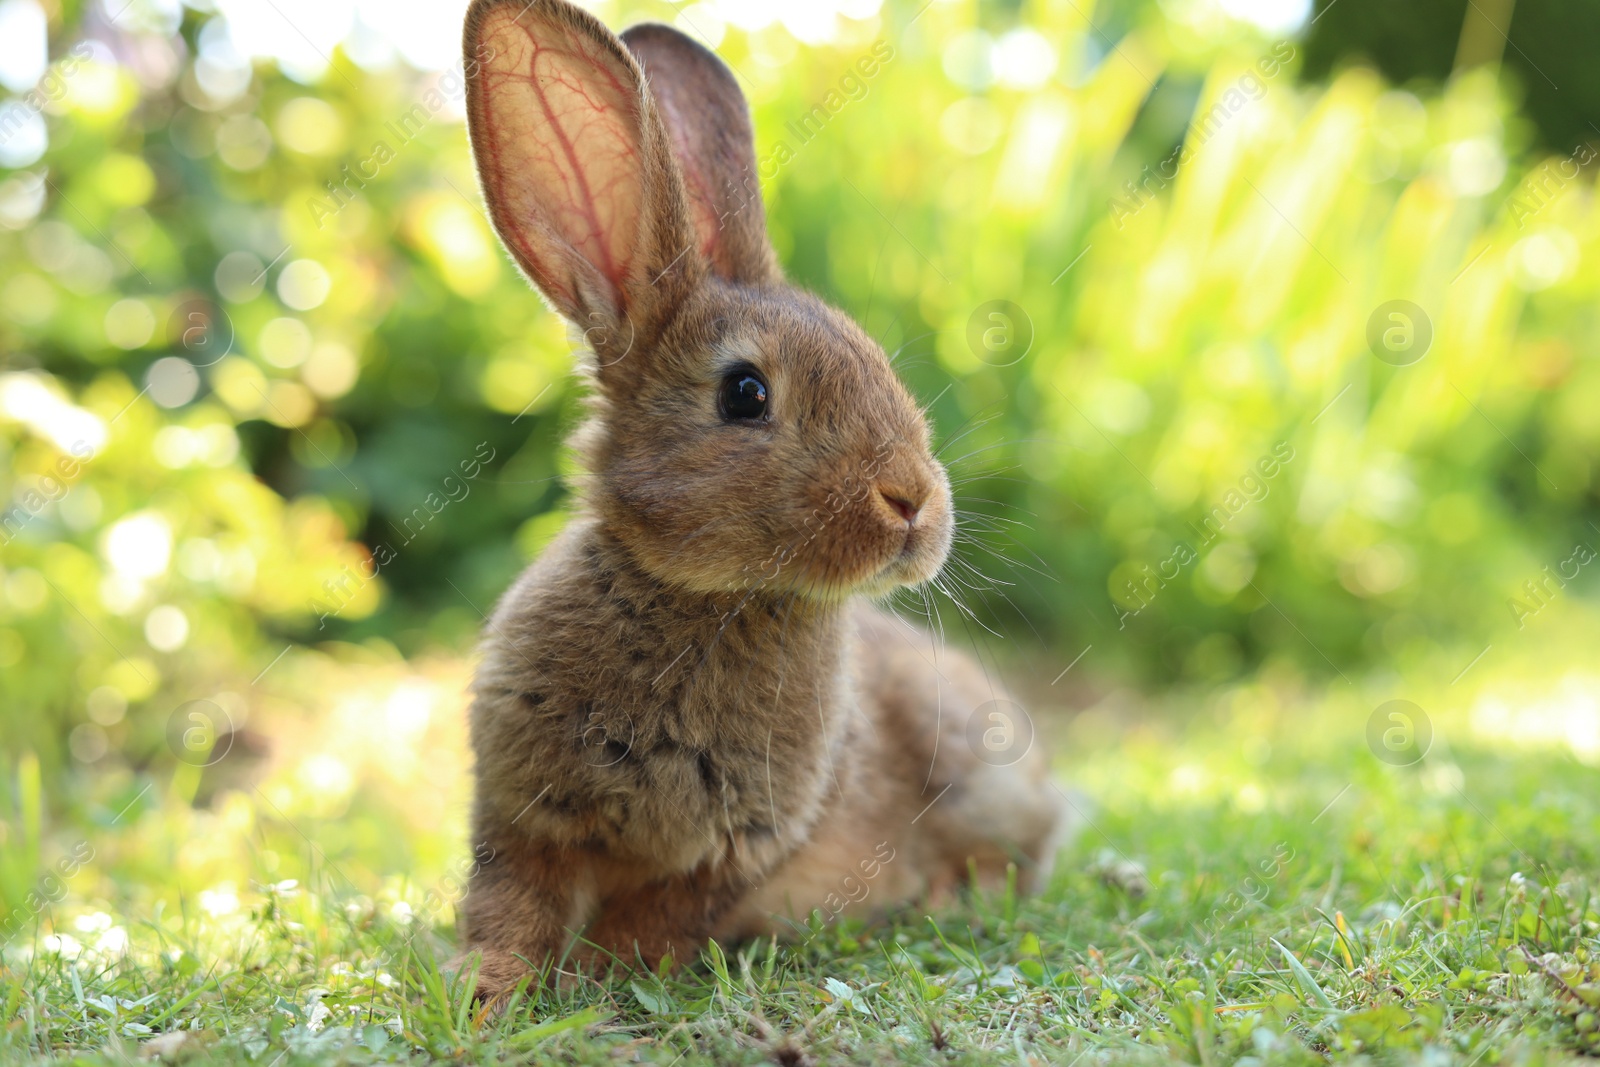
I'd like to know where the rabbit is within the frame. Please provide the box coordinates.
[452,0,1068,1002]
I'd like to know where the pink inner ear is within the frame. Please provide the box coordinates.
[657,96,723,267]
[475,6,645,305]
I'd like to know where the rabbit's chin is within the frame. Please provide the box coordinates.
[853,559,941,600]
[830,526,954,601]
[732,531,950,605]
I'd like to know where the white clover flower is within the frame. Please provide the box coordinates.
[199,886,240,916]
[40,933,83,959]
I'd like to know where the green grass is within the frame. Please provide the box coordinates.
[5,681,1599,1066]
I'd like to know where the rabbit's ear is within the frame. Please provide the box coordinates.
[621,24,779,286]
[464,0,700,341]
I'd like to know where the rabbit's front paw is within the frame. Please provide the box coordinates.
[449,946,537,1010]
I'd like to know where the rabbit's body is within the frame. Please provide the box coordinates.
[466,516,1061,987]
[724,604,1066,938]
[453,0,1065,999]
[470,514,852,895]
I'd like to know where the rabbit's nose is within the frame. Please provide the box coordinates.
[879,489,922,525]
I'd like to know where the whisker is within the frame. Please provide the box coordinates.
[933,576,1003,638]
[944,566,1012,596]
[887,329,943,368]
[952,495,1039,521]
[923,580,946,647]
[968,576,1050,647]
[932,410,1003,461]
[947,470,1030,489]
[864,206,899,347]
[915,381,954,417]
[940,437,1056,471]
[953,514,1020,535]
[975,528,1059,583]
[946,553,1016,590]
[953,526,1058,585]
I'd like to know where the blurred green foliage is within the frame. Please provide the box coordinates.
[1,0,1597,858]
[1304,0,1600,155]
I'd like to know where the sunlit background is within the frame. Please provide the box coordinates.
[3,0,1598,998]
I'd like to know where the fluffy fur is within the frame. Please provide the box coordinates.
[455,0,1065,1000]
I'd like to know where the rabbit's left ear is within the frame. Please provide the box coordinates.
[463,0,701,346]
[621,24,780,286]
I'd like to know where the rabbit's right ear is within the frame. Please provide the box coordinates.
[463,0,700,346]
[620,24,779,286]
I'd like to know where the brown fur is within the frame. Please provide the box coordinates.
[455,0,1065,998]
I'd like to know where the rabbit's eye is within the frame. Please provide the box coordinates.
[719,367,768,421]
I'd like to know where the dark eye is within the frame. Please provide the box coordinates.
[719,367,769,421]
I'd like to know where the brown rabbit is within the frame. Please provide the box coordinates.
[453,0,1066,1000]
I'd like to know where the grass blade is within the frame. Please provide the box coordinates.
[1271,938,1336,1011]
